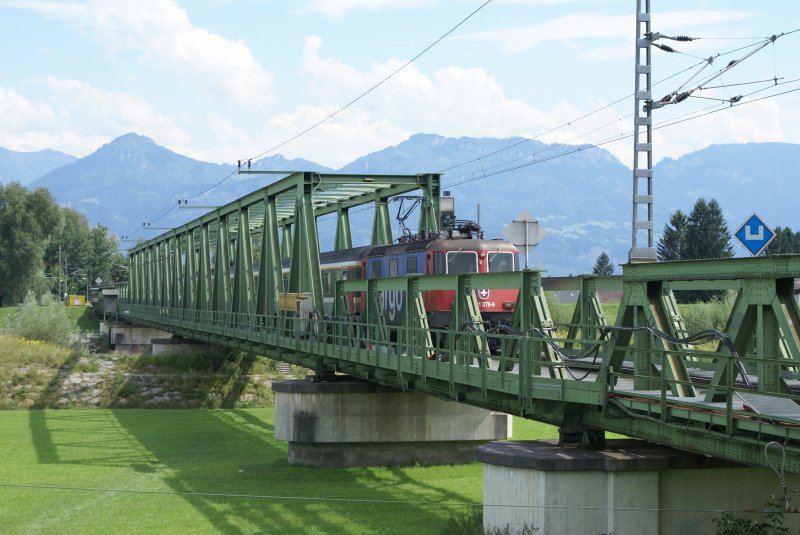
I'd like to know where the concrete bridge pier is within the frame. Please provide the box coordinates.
[103,322,219,355]
[272,378,511,467]
[478,439,800,535]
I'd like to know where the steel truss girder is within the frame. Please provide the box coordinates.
[120,178,800,474]
[129,171,441,319]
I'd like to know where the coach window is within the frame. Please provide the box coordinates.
[372,260,382,278]
[322,271,331,296]
[406,256,418,274]
[389,258,398,277]
[434,252,445,274]
[446,250,478,274]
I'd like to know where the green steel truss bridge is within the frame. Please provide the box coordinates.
[120,171,800,473]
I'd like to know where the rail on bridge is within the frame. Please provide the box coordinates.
[120,171,800,473]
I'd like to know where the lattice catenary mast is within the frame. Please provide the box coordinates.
[628,0,657,263]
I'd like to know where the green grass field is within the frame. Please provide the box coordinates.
[0,409,558,535]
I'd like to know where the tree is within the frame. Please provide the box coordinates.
[683,198,733,260]
[766,226,800,255]
[0,183,60,306]
[592,252,614,275]
[85,224,119,286]
[657,210,688,261]
[658,198,733,303]
[44,207,92,294]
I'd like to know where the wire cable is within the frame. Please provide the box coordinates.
[436,59,707,175]
[121,26,800,247]
[442,74,800,189]
[244,0,493,164]
[4,481,800,513]
[121,1,494,246]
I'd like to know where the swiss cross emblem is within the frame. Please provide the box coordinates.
[477,289,490,300]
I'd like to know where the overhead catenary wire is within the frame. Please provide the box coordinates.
[244,0,493,165]
[122,25,800,246]
[129,30,769,242]
[120,1,494,246]
[442,75,800,189]
[3,482,800,514]
[652,28,799,110]
[436,59,709,175]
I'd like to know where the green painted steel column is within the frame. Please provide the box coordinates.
[137,250,145,305]
[257,196,282,319]
[197,224,212,311]
[232,207,255,315]
[212,216,232,312]
[417,173,441,236]
[160,241,169,307]
[287,178,324,314]
[145,247,154,307]
[371,198,392,245]
[280,223,293,259]
[130,253,139,304]
[182,231,196,311]
[170,236,182,309]
[164,239,173,309]
[155,243,164,307]
[334,206,352,250]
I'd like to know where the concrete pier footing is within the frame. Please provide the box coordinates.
[106,323,217,354]
[272,378,511,467]
[478,439,800,535]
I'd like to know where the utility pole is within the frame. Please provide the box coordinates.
[628,0,657,263]
[58,245,62,300]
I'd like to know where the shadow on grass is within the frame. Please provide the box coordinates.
[28,407,476,534]
[26,349,476,534]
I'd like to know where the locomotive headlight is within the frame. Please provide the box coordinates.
[480,252,486,258]
[502,301,514,310]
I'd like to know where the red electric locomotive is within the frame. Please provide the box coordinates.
[313,201,521,332]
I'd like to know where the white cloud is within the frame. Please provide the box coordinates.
[0,85,56,132]
[654,99,784,161]
[10,0,274,107]
[0,80,189,157]
[257,35,592,166]
[458,11,754,54]
[303,0,427,18]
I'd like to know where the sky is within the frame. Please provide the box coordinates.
[1,0,799,170]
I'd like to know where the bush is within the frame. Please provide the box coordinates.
[4,292,76,347]
[680,291,736,333]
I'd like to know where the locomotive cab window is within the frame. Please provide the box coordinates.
[406,256,418,274]
[446,251,478,274]
[372,260,382,278]
[488,252,515,273]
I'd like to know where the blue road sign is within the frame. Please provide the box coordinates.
[735,213,775,256]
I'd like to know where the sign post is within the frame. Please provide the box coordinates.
[734,213,775,256]
[503,210,546,269]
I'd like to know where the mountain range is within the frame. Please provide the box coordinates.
[1,133,797,276]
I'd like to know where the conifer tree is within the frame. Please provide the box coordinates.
[684,198,733,260]
[592,252,614,275]
[657,210,688,261]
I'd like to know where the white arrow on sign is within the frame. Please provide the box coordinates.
[744,225,764,241]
